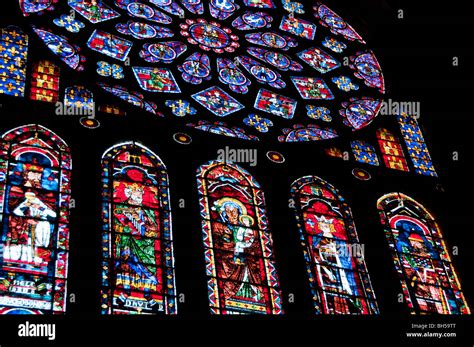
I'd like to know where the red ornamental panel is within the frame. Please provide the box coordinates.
[30,60,60,103]
[376,128,409,172]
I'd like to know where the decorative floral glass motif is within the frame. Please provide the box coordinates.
[306,105,332,122]
[397,113,437,177]
[0,124,71,314]
[197,160,283,314]
[101,142,177,315]
[377,193,470,314]
[351,140,379,166]
[19,1,385,143]
[0,26,28,97]
[53,14,85,33]
[290,176,379,314]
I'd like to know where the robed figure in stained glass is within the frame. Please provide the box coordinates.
[212,198,262,302]
[101,142,177,315]
[291,176,379,314]
[112,173,160,295]
[0,124,71,314]
[197,160,283,314]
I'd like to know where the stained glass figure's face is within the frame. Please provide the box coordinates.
[25,170,43,186]
[124,183,145,205]
[22,1,385,143]
[224,204,240,224]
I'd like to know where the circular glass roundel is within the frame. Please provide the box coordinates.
[26,1,385,144]
[219,68,247,86]
[129,22,157,39]
[262,33,287,49]
[267,151,285,164]
[189,23,231,49]
[243,12,267,28]
[173,132,192,145]
[265,51,290,69]
[352,168,371,181]
[127,3,155,19]
[183,60,210,78]
[80,117,101,129]
[149,44,177,60]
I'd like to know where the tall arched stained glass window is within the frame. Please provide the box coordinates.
[377,193,470,314]
[0,26,28,97]
[290,176,379,314]
[197,160,283,314]
[30,60,60,103]
[351,140,379,166]
[101,142,176,315]
[376,128,409,172]
[397,113,437,177]
[0,124,71,314]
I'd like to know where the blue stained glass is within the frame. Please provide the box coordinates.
[187,121,259,141]
[0,26,28,97]
[20,0,56,16]
[397,113,437,177]
[351,141,379,166]
[32,26,84,70]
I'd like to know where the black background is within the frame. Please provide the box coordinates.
[0,0,473,345]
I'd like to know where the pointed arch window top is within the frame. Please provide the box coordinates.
[0,124,71,314]
[291,175,379,314]
[197,160,282,315]
[377,193,470,314]
[100,141,176,315]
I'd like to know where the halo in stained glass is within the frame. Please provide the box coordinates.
[21,0,385,143]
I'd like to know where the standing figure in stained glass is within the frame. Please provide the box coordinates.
[113,175,159,296]
[311,214,354,298]
[290,176,379,314]
[0,124,71,314]
[212,198,261,302]
[395,221,443,304]
[101,142,176,315]
[197,160,282,314]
